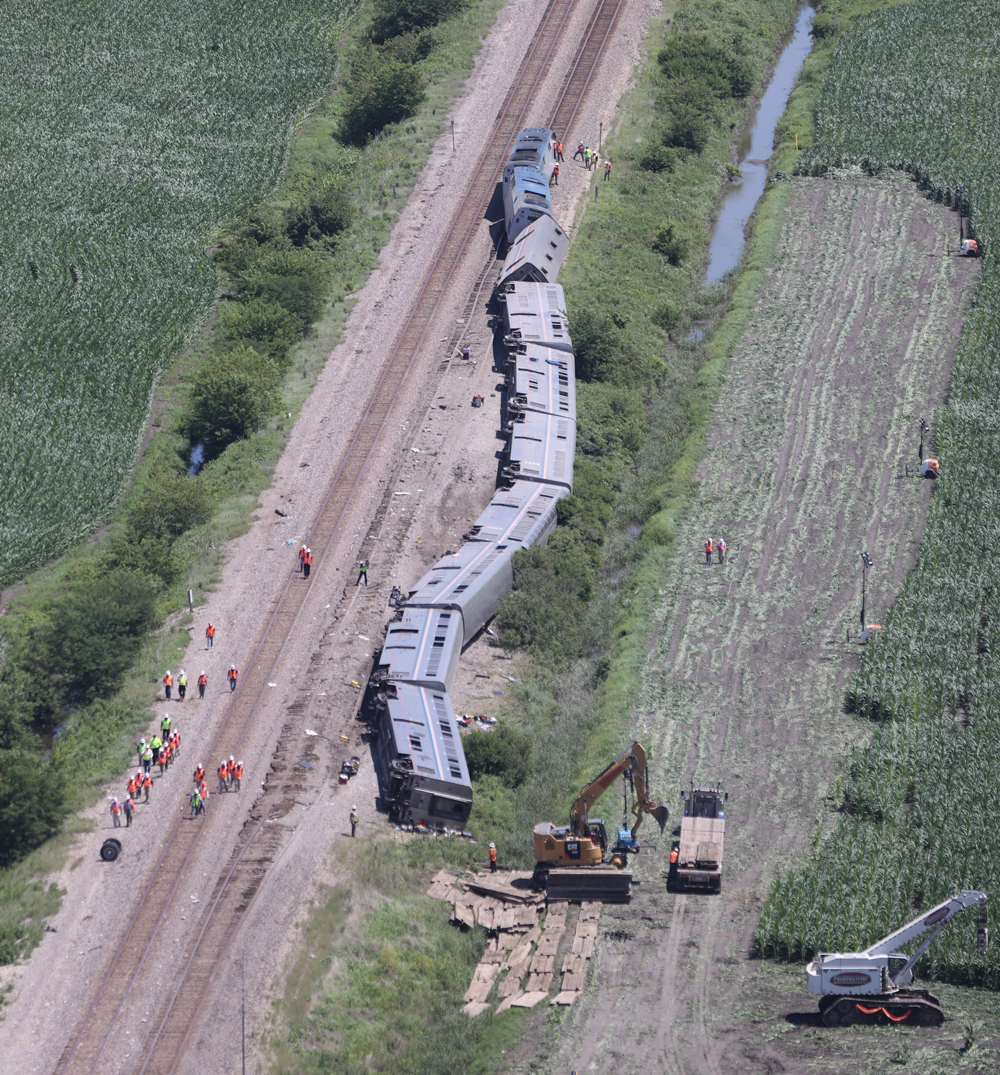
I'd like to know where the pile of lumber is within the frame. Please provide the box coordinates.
[424,870,601,1015]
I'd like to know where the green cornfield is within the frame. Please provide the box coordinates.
[755,0,1000,989]
[0,0,356,588]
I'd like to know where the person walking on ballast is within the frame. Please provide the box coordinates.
[356,559,369,586]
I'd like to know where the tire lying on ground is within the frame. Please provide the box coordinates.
[101,838,123,862]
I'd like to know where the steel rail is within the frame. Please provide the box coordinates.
[55,3,582,1074]
[549,0,624,140]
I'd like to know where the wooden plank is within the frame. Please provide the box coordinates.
[432,869,456,885]
[524,971,553,993]
[466,878,542,905]
[528,954,554,975]
[562,969,586,991]
[463,1001,491,1017]
[550,990,581,1006]
[510,991,549,1008]
[561,953,584,974]
[454,901,475,929]
[496,991,523,1013]
[516,904,538,927]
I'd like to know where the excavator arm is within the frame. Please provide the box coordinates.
[569,742,668,837]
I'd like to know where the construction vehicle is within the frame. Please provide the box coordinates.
[670,784,727,893]
[808,889,988,1026]
[532,741,668,903]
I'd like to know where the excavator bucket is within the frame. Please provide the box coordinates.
[650,802,670,833]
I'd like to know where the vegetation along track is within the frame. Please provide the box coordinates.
[55,4,622,1074]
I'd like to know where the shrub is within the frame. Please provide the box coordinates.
[637,143,677,173]
[128,468,216,542]
[286,185,353,246]
[187,346,280,453]
[369,0,466,43]
[0,750,67,868]
[652,219,687,266]
[219,297,302,363]
[340,45,426,144]
[652,302,681,334]
[665,103,710,153]
[570,308,659,386]
[463,725,534,787]
[45,570,160,703]
[379,30,435,65]
[657,34,752,98]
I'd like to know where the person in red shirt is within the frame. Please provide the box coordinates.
[198,672,207,699]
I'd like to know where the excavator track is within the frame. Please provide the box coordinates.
[820,989,944,1027]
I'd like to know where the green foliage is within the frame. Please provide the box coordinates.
[188,345,281,452]
[43,570,159,704]
[285,185,353,246]
[219,298,303,364]
[652,219,688,265]
[340,44,427,144]
[664,103,711,153]
[463,725,534,787]
[637,143,677,173]
[0,0,340,590]
[657,34,753,98]
[651,301,681,334]
[570,308,659,386]
[0,751,67,869]
[754,0,1000,990]
[369,0,467,43]
[128,467,216,542]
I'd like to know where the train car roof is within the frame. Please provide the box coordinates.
[465,480,565,546]
[498,216,568,285]
[386,683,471,792]
[378,606,463,694]
[506,411,575,491]
[406,541,515,644]
[502,282,573,353]
[509,345,576,421]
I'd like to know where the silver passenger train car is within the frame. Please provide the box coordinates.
[499,217,568,283]
[365,135,579,829]
[503,166,553,243]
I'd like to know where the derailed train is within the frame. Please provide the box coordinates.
[363,130,574,827]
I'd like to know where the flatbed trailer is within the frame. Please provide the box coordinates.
[672,785,726,893]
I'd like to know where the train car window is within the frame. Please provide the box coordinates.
[431,796,468,822]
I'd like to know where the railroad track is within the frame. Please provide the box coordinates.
[55,3,622,1073]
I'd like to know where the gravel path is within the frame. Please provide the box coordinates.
[0,3,658,1073]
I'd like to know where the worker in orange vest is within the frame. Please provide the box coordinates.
[228,666,238,692]
[124,796,134,828]
[670,847,679,865]
[127,776,138,800]
[489,843,497,873]
[205,622,215,649]
[233,760,243,792]
[163,670,173,700]
[298,545,307,573]
[227,756,237,783]
[159,745,170,775]
[143,774,153,803]
[198,671,207,699]
[217,761,229,794]
[556,140,564,162]
[194,763,205,783]
[171,730,180,756]
[604,159,612,181]
[704,539,713,565]
[303,548,313,580]
[110,798,122,827]
[716,537,726,564]
[551,163,559,186]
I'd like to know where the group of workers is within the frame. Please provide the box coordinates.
[110,717,183,827]
[163,669,210,700]
[568,142,612,180]
[188,756,244,818]
[704,537,727,565]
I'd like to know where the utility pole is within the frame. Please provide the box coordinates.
[599,120,603,154]
[957,183,965,243]
[242,951,246,1075]
[919,417,929,463]
[860,552,873,629]
[451,119,455,153]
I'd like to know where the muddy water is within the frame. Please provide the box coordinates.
[705,5,815,283]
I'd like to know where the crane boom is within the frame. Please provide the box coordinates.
[569,741,668,837]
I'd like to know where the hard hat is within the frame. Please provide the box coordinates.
[230,755,234,761]
[353,805,358,810]
[489,843,495,849]
[198,763,202,768]
[201,671,205,674]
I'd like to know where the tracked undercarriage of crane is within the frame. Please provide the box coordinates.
[808,890,989,1027]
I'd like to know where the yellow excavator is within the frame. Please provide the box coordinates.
[532,742,669,902]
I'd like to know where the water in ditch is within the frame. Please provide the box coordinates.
[705,5,815,283]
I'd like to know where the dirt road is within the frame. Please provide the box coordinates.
[544,175,986,1074]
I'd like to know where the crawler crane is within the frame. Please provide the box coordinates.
[532,741,669,902]
[808,889,988,1026]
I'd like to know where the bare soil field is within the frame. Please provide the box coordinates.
[0,3,658,1074]
[542,174,1000,1075]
